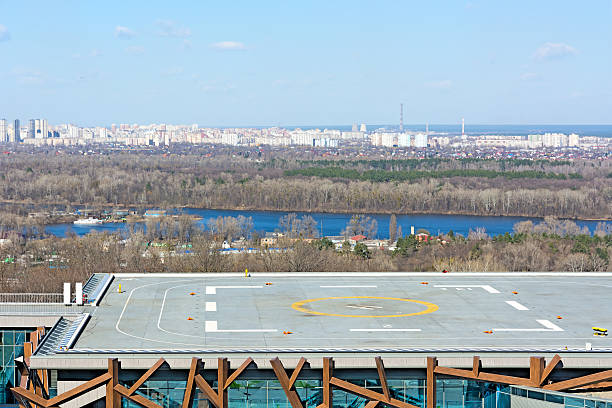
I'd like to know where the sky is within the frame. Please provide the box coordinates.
[0,1,611,127]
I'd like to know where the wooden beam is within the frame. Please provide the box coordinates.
[127,358,166,396]
[114,384,163,408]
[364,401,380,408]
[218,358,229,408]
[433,366,532,386]
[472,356,480,378]
[427,357,437,408]
[194,374,221,408]
[322,357,334,408]
[10,387,49,407]
[544,370,612,391]
[182,358,201,408]
[23,342,32,367]
[107,359,121,408]
[47,373,111,406]
[540,355,562,385]
[375,357,390,403]
[270,358,304,408]
[288,357,307,389]
[530,357,545,387]
[330,377,419,408]
[224,357,254,389]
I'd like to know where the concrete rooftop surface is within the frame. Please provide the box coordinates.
[63,273,611,355]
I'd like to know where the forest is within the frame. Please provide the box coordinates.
[0,152,610,220]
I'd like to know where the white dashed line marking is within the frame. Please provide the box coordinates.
[350,328,422,332]
[435,285,500,293]
[493,320,564,332]
[205,320,277,333]
[506,300,529,311]
[205,302,216,312]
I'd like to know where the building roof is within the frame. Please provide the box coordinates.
[29,272,612,369]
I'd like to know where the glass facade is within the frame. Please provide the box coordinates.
[116,377,611,408]
[0,329,27,405]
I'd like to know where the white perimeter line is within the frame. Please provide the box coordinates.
[320,285,378,288]
[205,320,277,333]
[205,302,216,312]
[505,300,529,311]
[434,285,500,293]
[350,328,421,332]
[205,285,263,295]
[493,319,564,332]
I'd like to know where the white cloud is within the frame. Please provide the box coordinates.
[424,79,452,89]
[520,72,540,81]
[156,20,191,38]
[125,46,145,55]
[0,24,10,42]
[210,41,246,50]
[533,42,577,60]
[115,26,136,39]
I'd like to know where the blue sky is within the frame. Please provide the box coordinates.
[0,1,610,126]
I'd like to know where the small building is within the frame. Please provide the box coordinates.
[349,235,367,245]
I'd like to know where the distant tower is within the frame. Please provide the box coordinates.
[399,103,404,132]
[352,123,358,132]
[425,123,429,134]
[461,118,465,139]
[359,123,367,133]
[14,119,20,142]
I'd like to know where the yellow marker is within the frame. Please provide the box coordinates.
[593,327,608,332]
[245,268,249,277]
[118,284,122,293]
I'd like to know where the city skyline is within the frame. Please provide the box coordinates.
[0,1,611,126]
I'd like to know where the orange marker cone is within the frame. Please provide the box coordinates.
[512,291,518,294]
[189,292,196,296]
[187,317,193,321]
[483,330,493,334]
[556,316,563,319]
[265,282,273,286]
[420,282,429,285]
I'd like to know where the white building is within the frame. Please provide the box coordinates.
[0,119,7,142]
[414,133,428,148]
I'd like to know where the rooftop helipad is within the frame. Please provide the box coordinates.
[63,273,612,355]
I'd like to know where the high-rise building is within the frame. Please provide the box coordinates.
[359,123,366,133]
[351,123,358,132]
[29,119,35,138]
[0,119,7,143]
[13,119,20,142]
[399,103,403,132]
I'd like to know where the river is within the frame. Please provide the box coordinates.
[44,208,610,239]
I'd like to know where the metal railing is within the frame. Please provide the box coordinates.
[0,293,63,303]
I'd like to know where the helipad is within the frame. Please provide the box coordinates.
[67,273,612,354]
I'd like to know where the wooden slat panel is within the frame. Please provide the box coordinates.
[47,373,111,406]
[127,358,166,396]
[375,357,390,403]
[540,355,562,385]
[433,366,532,386]
[544,370,612,391]
[224,357,254,389]
[472,356,480,378]
[10,387,49,407]
[107,358,121,408]
[530,357,545,387]
[330,377,419,408]
[288,357,307,389]
[270,358,304,408]
[218,358,229,408]
[182,358,201,408]
[427,357,437,408]
[194,374,221,408]
[322,357,333,408]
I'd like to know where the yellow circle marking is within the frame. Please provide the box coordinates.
[291,296,438,318]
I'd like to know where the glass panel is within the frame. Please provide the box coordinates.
[528,390,545,401]
[585,400,596,408]
[511,387,527,397]
[546,393,565,404]
[565,396,585,408]
[497,389,511,408]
